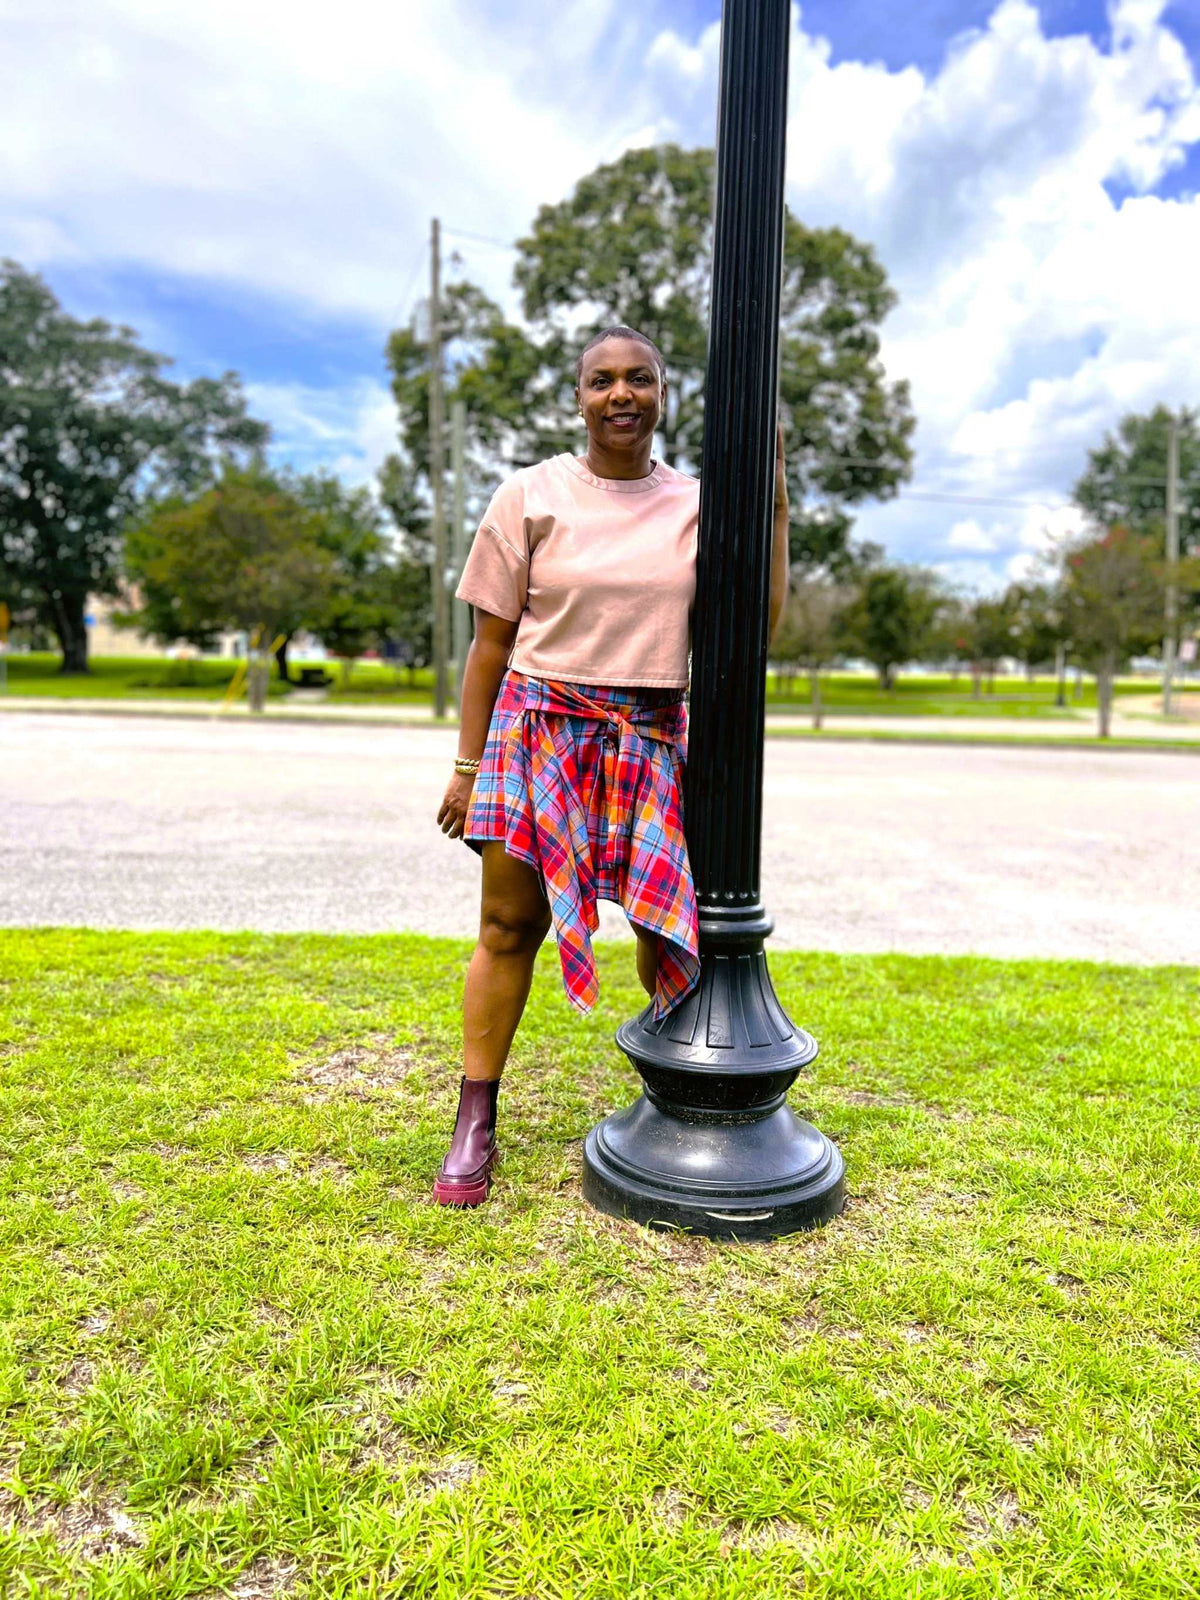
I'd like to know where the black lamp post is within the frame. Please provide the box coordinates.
[582,0,845,1240]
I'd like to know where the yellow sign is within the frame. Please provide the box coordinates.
[0,602,9,640]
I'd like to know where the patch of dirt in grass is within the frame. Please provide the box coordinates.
[78,1311,111,1338]
[836,1089,914,1109]
[196,1556,298,1598]
[743,1517,823,1554]
[491,1377,531,1403]
[420,1458,479,1494]
[782,1303,823,1339]
[107,1180,147,1203]
[1005,1423,1044,1450]
[1047,1271,1088,1297]
[670,1367,711,1392]
[648,1486,691,1531]
[353,1367,421,1405]
[959,1490,1034,1545]
[0,1488,146,1561]
[899,1322,934,1344]
[241,1152,292,1174]
[62,1357,95,1396]
[353,1416,418,1473]
[294,1040,423,1102]
[902,1484,935,1513]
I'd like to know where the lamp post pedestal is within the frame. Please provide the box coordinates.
[583,912,844,1240]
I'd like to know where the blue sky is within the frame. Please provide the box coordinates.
[3,0,1199,589]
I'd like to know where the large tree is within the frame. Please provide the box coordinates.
[1059,526,1168,738]
[839,565,942,690]
[283,471,390,683]
[1074,405,1200,555]
[123,468,332,708]
[384,144,914,574]
[0,260,268,672]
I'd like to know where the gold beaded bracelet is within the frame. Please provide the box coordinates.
[454,757,481,775]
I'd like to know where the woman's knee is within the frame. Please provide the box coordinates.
[479,899,552,956]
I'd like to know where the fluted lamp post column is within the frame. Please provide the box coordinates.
[582,0,845,1239]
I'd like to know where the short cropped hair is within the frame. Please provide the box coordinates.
[575,326,666,387]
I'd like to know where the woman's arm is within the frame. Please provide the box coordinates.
[768,424,790,645]
[436,609,519,839]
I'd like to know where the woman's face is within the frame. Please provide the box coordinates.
[575,337,665,457]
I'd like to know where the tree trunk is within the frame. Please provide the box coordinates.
[971,665,982,701]
[1096,650,1115,739]
[340,656,355,690]
[50,591,90,674]
[1073,666,1083,700]
[1055,643,1067,708]
[879,664,894,691]
[987,666,995,693]
[247,651,269,713]
[809,665,823,730]
[951,660,961,680]
[274,634,292,684]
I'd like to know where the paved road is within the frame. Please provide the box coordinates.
[3,712,1198,964]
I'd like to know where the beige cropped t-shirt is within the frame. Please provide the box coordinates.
[454,452,699,689]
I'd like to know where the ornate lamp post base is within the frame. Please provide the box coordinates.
[582,930,845,1240]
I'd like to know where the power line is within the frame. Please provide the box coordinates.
[385,238,429,332]
[442,225,519,251]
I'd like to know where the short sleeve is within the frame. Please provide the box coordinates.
[455,477,529,622]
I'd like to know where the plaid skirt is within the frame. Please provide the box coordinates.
[464,669,700,1020]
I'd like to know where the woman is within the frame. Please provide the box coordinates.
[433,325,790,1206]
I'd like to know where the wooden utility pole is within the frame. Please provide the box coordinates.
[1163,414,1180,716]
[429,217,448,720]
[450,398,470,701]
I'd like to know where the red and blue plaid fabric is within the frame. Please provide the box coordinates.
[464,669,700,1020]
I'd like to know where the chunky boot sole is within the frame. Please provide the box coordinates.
[432,1147,498,1208]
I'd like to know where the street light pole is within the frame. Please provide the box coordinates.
[582,0,844,1239]
[1163,414,1180,717]
[451,398,470,702]
[429,216,449,721]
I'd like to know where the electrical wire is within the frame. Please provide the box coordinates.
[443,225,520,251]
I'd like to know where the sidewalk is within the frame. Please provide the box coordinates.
[4,691,1200,744]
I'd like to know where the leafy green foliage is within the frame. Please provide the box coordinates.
[839,566,943,689]
[0,260,268,672]
[1074,405,1200,554]
[385,145,914,578]
[122,467,332,646]
[285,472,392,675]
[1005,582,1067,674]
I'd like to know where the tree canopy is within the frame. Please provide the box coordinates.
[1073,405,1200,555]
[383,144,914,576]
[123,467,333,652]
[0,260,268,671]
[839,565,942,689]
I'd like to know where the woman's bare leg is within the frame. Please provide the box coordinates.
[462,843,553,1081]
[634,925,659,998]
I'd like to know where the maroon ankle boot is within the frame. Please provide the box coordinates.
[432,1076,500,1207]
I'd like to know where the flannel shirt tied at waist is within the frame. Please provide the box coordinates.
[498,673,700,1020]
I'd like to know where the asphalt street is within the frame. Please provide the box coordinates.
[3,711,1198,965]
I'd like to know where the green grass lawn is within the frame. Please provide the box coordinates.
[3,653,1163,717]
[0,656,290,702]
[2,931,1198,1598]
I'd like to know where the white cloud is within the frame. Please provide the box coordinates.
[946,519,1000,553]
[244,377,397,484]
[0,0,636,325]
[3,0,1198,581]
[644,0,1199,578]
